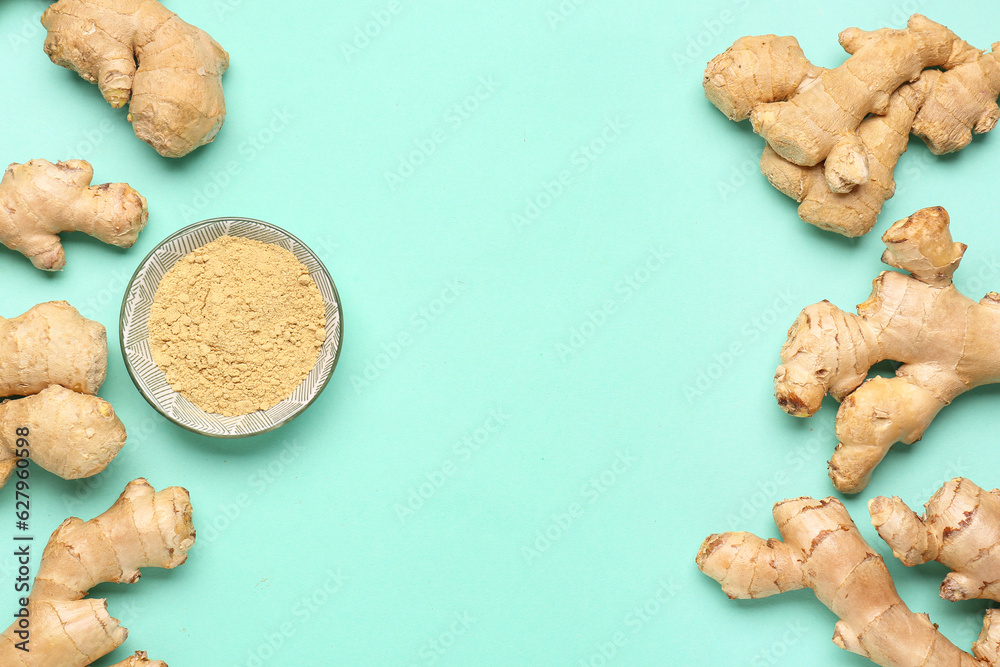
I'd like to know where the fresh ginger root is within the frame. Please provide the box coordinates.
[0,479,194,667]
[697,496,1000,666]
[0,159,147,270]
[42,0,229,158]
[0,302,131,487]
[871,478,1000,603]
[0,385,126,489]
[760,81,923,236]
[705,15,1000,236]
[109,653,167,667]
[774,206,1000,493]
[0,301,108,397]
[743,15,977,167]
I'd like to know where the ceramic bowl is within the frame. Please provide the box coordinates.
[120,217,343,438]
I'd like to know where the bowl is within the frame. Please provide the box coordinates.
[120,217,343,438]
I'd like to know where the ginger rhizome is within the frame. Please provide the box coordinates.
[0,479,195,667]
[0,302,127,488]
[0,159,147,271]
[775,206,1000,493]
[871,478,1000,604]
[697,496,1000,666]
[0,301,108,397]
[0,385,126,487]
[705,15,1000,236]
[110,653,168,667]
[42,0,229,158]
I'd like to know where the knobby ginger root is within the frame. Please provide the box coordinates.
[42,0,229,158]
[109,653,167,667]
[0,159,147,270]
[697,496,1000,666]
[0,479,194,667]
[0,303,131,487]
[871,478,1000,603]
[774,206,1000,493]
[705,15,1000,236]
[0,385,126,489]
[0,301,108,397]
[760,81,923,236]
[747,15,976,167]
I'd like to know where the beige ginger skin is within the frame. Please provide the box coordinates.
[0,479,194,667]
[109,653,168,667]
[759,82,923,237]
[0,159,147,271]
[704,15,1000,236]
[745,15,979,167]
[774,206,1000,493]
[109,653,167,667]
[0,301,108,397]
[0,303,129,487]
[697,496,1000,666]
[42,0,229,158]
[871,478,1000,603]
[0,385,126,489]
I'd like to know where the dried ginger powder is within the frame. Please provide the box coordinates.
[149,236,327,417]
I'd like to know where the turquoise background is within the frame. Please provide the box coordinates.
[2,1,1000,664]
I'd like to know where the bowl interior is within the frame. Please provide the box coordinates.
[120,218,343,438]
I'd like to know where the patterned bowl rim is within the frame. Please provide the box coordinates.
[119,217,344,438]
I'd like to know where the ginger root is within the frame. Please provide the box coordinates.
[705,15,1000,236]
[110,653,167,667]
[759,81,923,237]
[0,302,131,488]
[0,385,126,489]
[775,206,1000,493]
[0,159,147,270]
[0,301,108,397]
[0,479,194,667]
[42,0,229,158]
[697,496,1000,666]
[871,478,1000,603]
[111,651,167,667]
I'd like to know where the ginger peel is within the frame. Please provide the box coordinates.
[705,15,1000,236]
[0,303,131,488]
[0,385,126,489]
[871,478,1000,603]
[0,479,194,667]
[109,653,168,667]
[42,0,229,158]
[698,496,1000,666]
[0,159,147,271]
[774,206,1000,493]
[0,301,108,397]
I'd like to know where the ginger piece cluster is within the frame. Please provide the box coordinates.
[775,206,1000,493]
[697,12,1000,666]
[705,15,1000,236]
[698,478,1000,666]
[0,302,127,487]
[0,159,147,271]
[0,479,195,667]
[871,478,1000,604]
[41,0,229,158]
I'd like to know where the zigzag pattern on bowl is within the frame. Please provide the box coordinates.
[121,218,343,437]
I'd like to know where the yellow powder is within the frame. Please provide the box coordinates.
[148,235,327,417]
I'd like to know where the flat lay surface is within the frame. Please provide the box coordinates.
[2,1,1000,664]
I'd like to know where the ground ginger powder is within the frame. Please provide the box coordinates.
[149,236,327,417]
